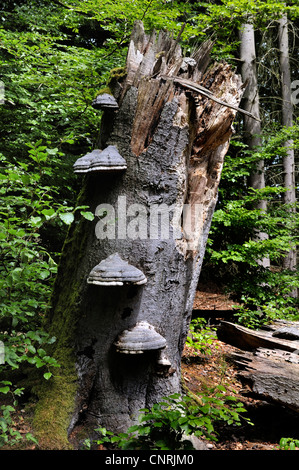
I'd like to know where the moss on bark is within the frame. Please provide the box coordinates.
[32,190,92,449]
[32,351,77,449]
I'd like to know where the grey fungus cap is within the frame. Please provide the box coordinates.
[73,151,98,173]
[73,146,127,173]
[87,253,147,286]
[92,93,119,110]
[114,321,167,354]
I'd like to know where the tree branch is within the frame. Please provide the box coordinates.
[166,75,261,122]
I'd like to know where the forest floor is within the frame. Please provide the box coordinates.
[182,282,299,451]
[4,283,299,451]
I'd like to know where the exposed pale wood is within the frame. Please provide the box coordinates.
[217,320,299,353]
[169,76,260,121]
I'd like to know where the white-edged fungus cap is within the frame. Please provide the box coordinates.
[87,253,147,286]
[89,145,127,172]
[92,93,119,110]
[73,151,99,173]
[73,146,127,173]
[114,321,167,354]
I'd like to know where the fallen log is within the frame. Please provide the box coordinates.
[230,348,299,413]
[217,320,299,353]
[218,320,299,413]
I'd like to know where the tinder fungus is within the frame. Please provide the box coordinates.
[87,253,147,286]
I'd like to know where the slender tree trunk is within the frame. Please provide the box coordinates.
[239,23,270,268]
[33,22,244,449]
[278,14,297,290]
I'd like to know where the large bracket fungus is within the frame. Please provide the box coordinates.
[87,252,147,286]
[114,321,167,355]
[73,145,127,174]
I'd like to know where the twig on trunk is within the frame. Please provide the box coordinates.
[165,76,260,122]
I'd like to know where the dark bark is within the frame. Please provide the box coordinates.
[33,22,244,449]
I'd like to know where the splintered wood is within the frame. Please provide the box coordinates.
[120,20,243,160]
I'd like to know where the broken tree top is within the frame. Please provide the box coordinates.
[120,20,258,128]
[87,253,147,286]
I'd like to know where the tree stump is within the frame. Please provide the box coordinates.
[33,21,244,449]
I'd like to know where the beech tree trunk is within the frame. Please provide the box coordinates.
[33,22,244,449]
[239,23,270,269]
[278,14,297,292]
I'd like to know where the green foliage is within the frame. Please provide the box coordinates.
[205,125,299,328]
[279,437,299,450]
[84,391,250,450]
[186,318,217,355]
[0,381,38,447]
[0,141,94,446]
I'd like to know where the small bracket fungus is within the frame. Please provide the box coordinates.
[87,253,147,286]
[156,348,172,376]
[92,93,119,110]
[89,145,127,172]
[73,151,99,173]
[73,146,127,173]
[114,321,167,355]
[157,349,171,367]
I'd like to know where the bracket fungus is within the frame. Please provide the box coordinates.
[114,321,167,355]
[89,145,127,172]
[92,93,119,110]
[156,349,171,367]
[73,151,97,173]
[73,146,127,173]
[87,253,147,286]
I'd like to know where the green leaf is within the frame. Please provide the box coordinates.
[38,270,50,280]
[42,208,56,220]
[80,211,94,221]
[59,212,74,225]
[30,216,42,227]
[43,372,52,380]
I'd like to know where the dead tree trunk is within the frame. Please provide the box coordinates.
[278,14,297,296]
[239,23,269,269]
[33,22,244,449]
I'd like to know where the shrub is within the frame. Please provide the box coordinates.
[84,390,251,450]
